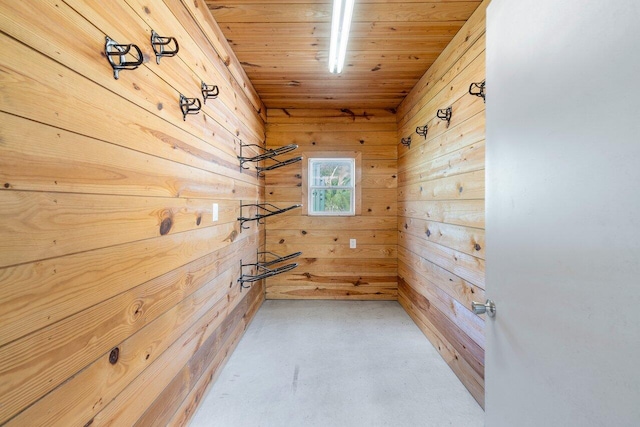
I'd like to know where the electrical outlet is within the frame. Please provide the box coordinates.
[212,203,219,222]
[350,238,356,249]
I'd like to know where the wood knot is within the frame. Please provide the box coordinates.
[474,243,482,251]
[131,300,144,318]
[196,215,202,226]
[3,183,9,188]
[301,230,307,235]
[160,216,173,235]
[225,230,238,242]
[426,229,431,237]
[279,239,285,244]
[109,347,119,364]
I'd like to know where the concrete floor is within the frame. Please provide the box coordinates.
[189,300,483,427]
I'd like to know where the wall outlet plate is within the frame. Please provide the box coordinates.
[213,203,219,221]
[350,238,356,249]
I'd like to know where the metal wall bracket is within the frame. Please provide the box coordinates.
[238,143,301,175]
[437,106,452,128]
[150,30,179,64]
[201,82,219,104]
[469,80,486,103]
[105,36,143,80]
[400,136,412,148]
[179,94,201,121]
[238,202,302,231]
[257,156,302,175]
[237,251,301,291]
[415,124,428,139]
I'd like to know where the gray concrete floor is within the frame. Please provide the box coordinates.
[189,300,484,427]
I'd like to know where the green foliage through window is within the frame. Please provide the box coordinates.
[309,158,355,215]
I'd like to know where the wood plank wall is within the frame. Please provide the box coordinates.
[395,0,488,407]
[0,1,266,425]
[265,109,398,299]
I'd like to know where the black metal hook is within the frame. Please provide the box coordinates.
[437,106,452,128]
[179,94,201,121]
[400,136,412,148]
[105,36,143,80]
[150,30,179,64]
[201,82,219,104]
[469,80,486,103]
[415,124,428,139]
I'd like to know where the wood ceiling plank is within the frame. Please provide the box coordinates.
[229,38,452,53]
[246,71,427,81]
[255,89,414,98]
[220,21,466,38]
[267,108,396,119]
[238,57,438,68]
[264,100,400,109]
[253,79,416,89]
[209,2,481,23]
[260,99,405,109]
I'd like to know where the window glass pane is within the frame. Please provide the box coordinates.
[310,160,352,187]
[310,188,353,214]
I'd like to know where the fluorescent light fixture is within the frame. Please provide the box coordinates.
[328,0,354,74]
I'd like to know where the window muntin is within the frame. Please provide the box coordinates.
[308,158,355,216]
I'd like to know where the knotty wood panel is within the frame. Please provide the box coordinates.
[0,1,265,425]
[396,0,488,407]
[265,109,397,299]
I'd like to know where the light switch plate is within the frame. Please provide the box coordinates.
[350,238,356,249]
[213,203,219,222]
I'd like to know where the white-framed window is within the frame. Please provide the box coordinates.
[308,157,355,216]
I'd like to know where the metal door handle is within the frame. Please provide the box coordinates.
[472,299,496,317]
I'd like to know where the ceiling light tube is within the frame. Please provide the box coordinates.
[329,0,354,74]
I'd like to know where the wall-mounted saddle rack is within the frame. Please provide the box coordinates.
[257,157,303,175]
[238,143,302,175]
[238,202,302,231]
[179,94,201,121]
[400,135,412,148]
[415,124,428,139]
[259,250,302,267]
[201,82,219,104]
[469,80,486,103]
[150,30,179,64]
[237,252,301,290]
[437,106,453,128]
[105,36,143,80]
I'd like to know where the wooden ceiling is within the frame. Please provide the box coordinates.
[207,1,482,110]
